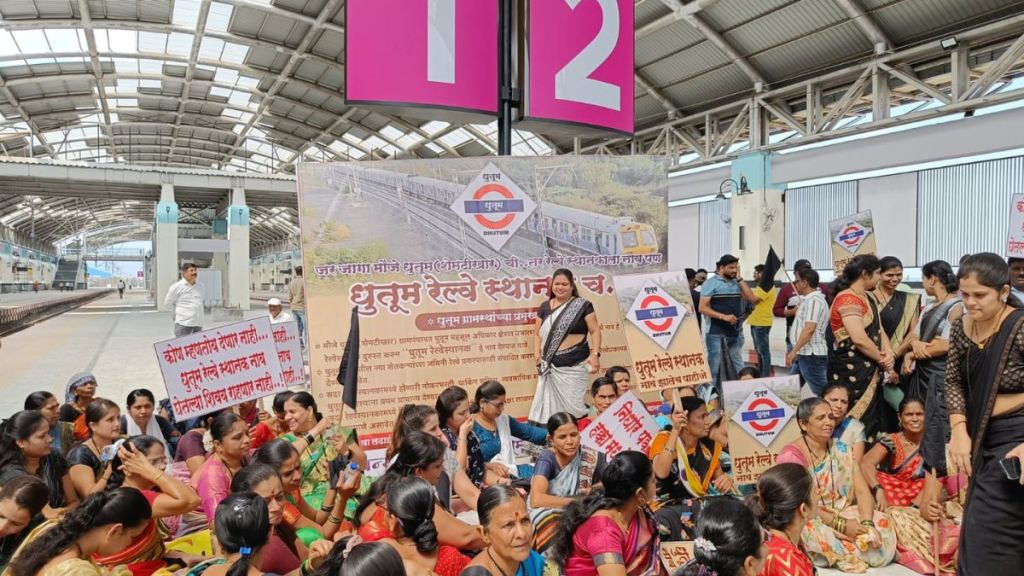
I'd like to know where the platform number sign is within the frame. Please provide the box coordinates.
[345,0,634,134]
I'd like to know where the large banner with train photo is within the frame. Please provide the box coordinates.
[296,157,669,453]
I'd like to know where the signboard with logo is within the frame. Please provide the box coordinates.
[297,157,668,451]
[1007,194,1024,258]
[612,271,709,395]
[828,210,877,276]
[522,0,635,135]
[722,374,801,486]
[581,391,660,458]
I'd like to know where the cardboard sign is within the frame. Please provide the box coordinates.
[829,210,877,275]
[722,374,801,486]
[660,542,696,573]
[155,317,286,420]
[1007,194,1024,257]
[582,391,660,458]
[271,320,305,385]
[613,272,710,394]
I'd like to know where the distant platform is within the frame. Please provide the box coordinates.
[0,288,95,309]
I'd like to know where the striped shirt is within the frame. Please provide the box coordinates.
[790,290,828,356]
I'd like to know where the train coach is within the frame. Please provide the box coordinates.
[529,203,658,256]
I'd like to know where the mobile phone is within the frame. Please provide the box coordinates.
[100,440,124,463]
[999,456,1021,481]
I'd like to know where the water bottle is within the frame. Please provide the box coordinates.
[342,462,359,487]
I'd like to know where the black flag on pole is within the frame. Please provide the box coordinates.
[759,246,782,293]
[337,306,360,410]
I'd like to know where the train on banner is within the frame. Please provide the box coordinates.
[612,271,711,393]
[829,210,877,275]
[296,157,669,450]
[154,317,290,420]
[722,374,801,487]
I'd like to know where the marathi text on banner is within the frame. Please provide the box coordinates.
[1007,194,1024,258]
[297,158,669,447]
[272,320,305,385]
[612,272,710,392]
[829,210,877,275]
[154,317,287,420]
[581,391,660,459]
[722,374,801,486]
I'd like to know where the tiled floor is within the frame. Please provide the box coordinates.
[819,565,921,576]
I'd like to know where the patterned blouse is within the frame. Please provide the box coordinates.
[945,316,1024,415]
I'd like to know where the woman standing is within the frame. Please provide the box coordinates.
[872,257,921,430]
[576,377,619,431]
[675,497,766,576]
[648,396,733,541]
[529,269,602,424]
[828,254,895,441]
[194,412,250,524]
[778,398,895,572]
[550,451,660,576]
[0,411,77,516]
[529,413,604,557]
[281,392,366,511]
[4,488,152,576]
[66,399,122,499]
[461,486,549,576]
[861,399,960,575]
[0,476,50,571]
[904,260,962,400]
[121,390,179,460]
[59,373,99,441]
[823,384,867,464]
[746,463,817,576]
[472,381,547,480]
[23,392,76,458]
[945,253,1024,575]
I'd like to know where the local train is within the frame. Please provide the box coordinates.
[249,250,298,291]
[335,166,660,256]
[0,241,58,286]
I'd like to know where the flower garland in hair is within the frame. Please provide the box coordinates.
[343,535,364,559]
[694,537,717,553]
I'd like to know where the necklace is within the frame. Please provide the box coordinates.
[970,307,1007,350]
[802,436,835,509]
[486,547,518,576]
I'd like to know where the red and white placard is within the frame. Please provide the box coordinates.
[1007,194,1024,257]
[271,320,305,385]
[582,391,659,458]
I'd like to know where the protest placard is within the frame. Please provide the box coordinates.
[271,320,305,385]
[722,374,801,486]
[581,390,660,459]
[1007,194,1024,258]
[155,317,286,420]
[612,272,710,398]
[660,542,695,573]
[829,210,877,275]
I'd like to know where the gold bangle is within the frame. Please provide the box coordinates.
[152,471,165,483]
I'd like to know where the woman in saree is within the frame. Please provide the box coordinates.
[946,253,1024,576]
[0,410,78,517]
[675,497,767,576]
[67,399,122,499]
[23,392,76,458]
[903,260,962,402]
[193,411,250,524]
[121,390,179,461]
[376,477,471,576]
[472,381,547,481]
[647,396,733,541]
[529,268,602,425]
[823,384,867,464]
[437,386,493,489]
[861,398,960,575]
[529,413,605,557]
[94,436,201,574]
[872,257,921,428]
[461,486,551,576]
[0,475,49,572]
[281,392,367,512]
[778,398,896,572]
[550,451,660,576]
[576,377,619,431]
[59,372,99,441]
[748,463,817,576]
[828,254,895,442]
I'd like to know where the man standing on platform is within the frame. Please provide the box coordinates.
[699,254,759,391]
[117,279,126,299]
[267,297,294,324]
[785,267,829,395]
[164,262,205,337]
[289,265,306,348]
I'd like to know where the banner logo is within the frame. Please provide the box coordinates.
[834,221,872,253]
[452,162,537,250]
[732,387,794,447]
[626,280,685,350]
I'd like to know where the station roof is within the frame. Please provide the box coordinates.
[0,0,1021,247]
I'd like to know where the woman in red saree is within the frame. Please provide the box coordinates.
[861,398,961,575]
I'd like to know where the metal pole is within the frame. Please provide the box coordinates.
[497,0,513,155]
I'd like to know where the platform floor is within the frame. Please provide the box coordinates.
[0,288,97,308]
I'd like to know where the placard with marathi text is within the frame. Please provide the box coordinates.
[1007,194,1024,258]
[581,391,660,459]
[272,320,305,385]
[722,374,801,487]
[828,210,877,276]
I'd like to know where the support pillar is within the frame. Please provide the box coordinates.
[729,152,786,274]
[227,187,250,310]
[155,183,179,311]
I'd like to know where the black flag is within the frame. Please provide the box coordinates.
[337,306,360,410]
[758,246,782,293]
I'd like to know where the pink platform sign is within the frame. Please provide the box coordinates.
[526,0,635,135]
[345,0,498,118]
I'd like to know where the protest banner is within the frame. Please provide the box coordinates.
[659,542,695,574]
[829,210,877,275]
[612,272,710,394]
[722,374,801,486]
[271,320,305,385]
[581,391,660,459]
[154,317,287,420]
[297,157,668,451]
[1007,194,1024,258]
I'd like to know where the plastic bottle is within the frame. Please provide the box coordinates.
[342,462,359,486]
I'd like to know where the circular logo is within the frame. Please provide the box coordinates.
[639,294,674,332]
[745,397,782,432]
[472,184,515,230]
[839,224,865,247]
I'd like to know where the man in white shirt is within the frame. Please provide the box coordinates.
[267,297,294,324]
[785,267,829,395]
[164,262,205,337]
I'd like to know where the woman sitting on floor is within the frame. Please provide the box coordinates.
[376,477,470,576]
[0,475,50,571]
[66,399,122,499]
[389,404,478,511]
[576,377,619,431]
[193,412,250,525]
[746,463,817,576]
[675,497,767,576]
[462,485,550,576]
[528,412,604,557]
[0,410,78,517]
[823,383,867,465]
[471,381,547,482]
